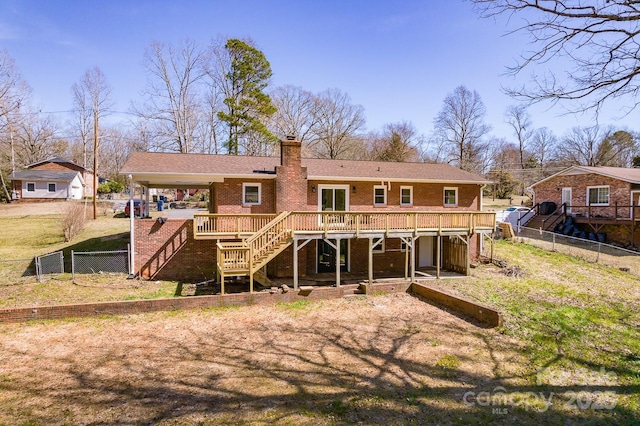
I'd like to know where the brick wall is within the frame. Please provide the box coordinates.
[135,219,217,281]
[0,281,504,328]
[276,140,309,212]
[534,173,632,214]
[214,178,276,214]
[307,180,481,211]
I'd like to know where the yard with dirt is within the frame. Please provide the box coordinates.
[1,201,639,424]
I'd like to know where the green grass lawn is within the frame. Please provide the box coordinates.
[430,240,640,421]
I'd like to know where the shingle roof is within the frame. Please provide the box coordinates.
[11,170,81,182]
[25,157,85,169]
[120,152,489,184]
[531,165,640,187]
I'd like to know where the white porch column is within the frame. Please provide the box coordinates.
[128,176,135,277]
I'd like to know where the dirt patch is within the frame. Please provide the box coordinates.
[0,293,527,425]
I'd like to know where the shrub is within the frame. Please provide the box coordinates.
[61,202,86,242]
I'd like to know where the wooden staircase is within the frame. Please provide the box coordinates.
[216,211,293,292]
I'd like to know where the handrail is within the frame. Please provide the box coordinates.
[541,203,567,231]
[516,203,539,230]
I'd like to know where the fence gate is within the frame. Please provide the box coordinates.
[35,251,64,282]
[71,247,130,280]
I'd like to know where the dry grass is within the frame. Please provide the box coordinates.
[0,294,532,425]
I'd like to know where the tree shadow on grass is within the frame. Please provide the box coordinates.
[1,296,638,425]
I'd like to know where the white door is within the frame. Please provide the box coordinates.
[419,237,434,267]
[562,187,572,214]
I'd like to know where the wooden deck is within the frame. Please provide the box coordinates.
[193,211,496,294]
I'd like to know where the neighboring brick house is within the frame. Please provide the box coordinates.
[120,139,495,289]
[10,157,93,201]
[530,165,640,246]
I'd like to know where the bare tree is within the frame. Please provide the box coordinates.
[70,79,92,169]
[100,127,137,183]
[472,0,640,113]
[309,88,366,159]
[530,127,557,176]
[268,85,318,142]
[369,121,420,162]
[504,104,532,169]
[554,126,636,167]
[14,114,62,165]
[0,49,30,201]
[433,85,491,173]
[135,39,206,153]
[74,67,112,219]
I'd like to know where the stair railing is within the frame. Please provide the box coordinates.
[541,203,567,231]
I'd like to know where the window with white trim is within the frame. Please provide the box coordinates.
[373,185,387,206]
[242,183,261,205]
[26,182,35,192]
[587,186,609,206]
[400,186,413,206]
[444,187,458,206]
[47,183,56,193]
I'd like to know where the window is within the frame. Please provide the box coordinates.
[242,183,261,205]
[400,186,413,206]
[372,238,385,253]
[444,187,458,206]
[587,186,609,206]
[373,185,387,206]
[47,183,56,193]
[26,182,35,192]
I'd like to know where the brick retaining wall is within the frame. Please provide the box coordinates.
[0,281,501,328]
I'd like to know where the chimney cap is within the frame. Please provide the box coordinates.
[285,135,296,141]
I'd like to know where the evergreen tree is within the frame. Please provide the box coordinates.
[218,39,276,155]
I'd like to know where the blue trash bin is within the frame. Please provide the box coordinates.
[157,200,164,211]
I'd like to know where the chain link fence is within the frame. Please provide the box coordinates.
[35,251,65,282]
[71,247,130,281]
[515,226,640,276]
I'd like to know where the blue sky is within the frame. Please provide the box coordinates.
[1,0,637,143]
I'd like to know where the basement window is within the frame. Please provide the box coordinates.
[243,183,261,205]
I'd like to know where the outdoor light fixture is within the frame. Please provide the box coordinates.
[311,185,316,193]
[352,186,356,193]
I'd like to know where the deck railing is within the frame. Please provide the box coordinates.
[194,213,277,238]
[200,210,495,240]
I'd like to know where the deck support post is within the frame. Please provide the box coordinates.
[220,270,225,295]
[466,234,471,276]
[293,239,299,290]
[335,238,341,287]
[436,235,441,279]
[368,238,373,286]
[410,237,415,282]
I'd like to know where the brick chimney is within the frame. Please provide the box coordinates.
[275,136,308,212]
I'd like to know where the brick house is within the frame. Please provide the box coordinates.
[120,138,495,291]
[530,165,640,246]
[10,157,92,201]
